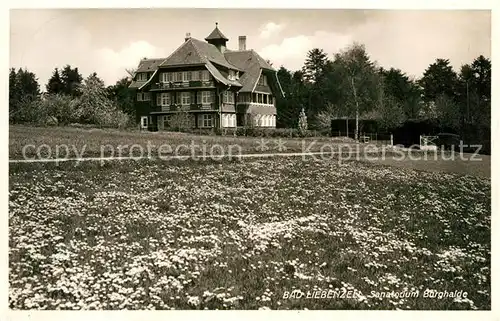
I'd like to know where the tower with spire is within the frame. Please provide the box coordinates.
[205,22,229,53]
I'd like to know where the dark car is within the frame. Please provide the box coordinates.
[435,133,461,151]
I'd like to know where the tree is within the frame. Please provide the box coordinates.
[39,94,80,125]
[379,67,422,120]
[107,77,134,116]
[46,68,64,95]
[333,43,380,140]
[470,55,491,101]
[375,84,405,130]
[125,68,137,79]
[302,48,329,84]
[9,68,41,123]
[276,66,309,128]
[419,58,458,103]
[434,94,460,131]
[315,103,339,130]
[9,68,19,120]
[76,73,129,127]
[301,49,334,127]
[16,68,41,100]
[60,65,83,97]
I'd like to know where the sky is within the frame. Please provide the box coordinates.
[10,9,491,88]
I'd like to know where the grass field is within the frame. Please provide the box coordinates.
[9,153,490,310]
[9,125,353,159]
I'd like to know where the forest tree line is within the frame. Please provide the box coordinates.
[276,43,490,141]
[9,42,491,140]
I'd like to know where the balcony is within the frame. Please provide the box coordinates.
[154,103,217,113]
[151,80,215,90]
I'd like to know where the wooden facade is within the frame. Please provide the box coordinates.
[130,24,283,130]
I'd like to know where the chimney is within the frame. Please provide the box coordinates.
[238,36,246,51]
[185,32,191,42]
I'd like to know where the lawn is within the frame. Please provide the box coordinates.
[9,125,353,159]
[9,156,491,310]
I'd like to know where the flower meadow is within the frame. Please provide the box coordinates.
[9,157,490,310]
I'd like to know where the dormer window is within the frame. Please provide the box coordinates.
[136,73,148,81]
[228,70,236,81]
[258,74,267,86]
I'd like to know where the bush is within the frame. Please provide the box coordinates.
[41,94,80,125]
[11,98,46,125]
[94,107,131,129]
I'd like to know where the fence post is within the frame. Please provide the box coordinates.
[390,134,393,146]
[419,135,422,147]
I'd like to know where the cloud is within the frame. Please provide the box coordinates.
[95,41,165,83]
[11,19,164,87]
[257,11,490,77]
[259,31,352,71]
[259,22,285,39]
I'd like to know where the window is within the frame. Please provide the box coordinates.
[161,93,171,106]
[140,116,148,129]
[156,94,161,106]
[200,114,213,128]
[161,72,174,83]
[228,70,235,80]
[137,73,148,81]
[202,70,210,81]
[137,92,150,101]
[223,91,234,104]
[176,72,183,82]
[183,71,191,82]
[257,74,267,86]
[192,71,199,81]
[201,91,213,104]
[181,92,191,105]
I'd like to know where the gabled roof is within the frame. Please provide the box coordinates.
[129,80,148,89]
[205,60,242,87]
[130,30,282,95]
[136,58,164,72]
[159,40,205,66]
[191,39,240,70]
[205,24,229,41]
[159,38,240,71]
[224,50,275,92]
